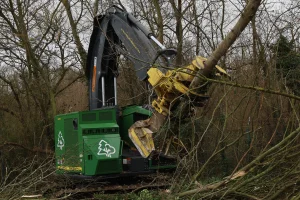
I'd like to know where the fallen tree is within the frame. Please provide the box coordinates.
[177,126,300,199]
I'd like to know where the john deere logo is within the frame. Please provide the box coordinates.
[97,140,116,157]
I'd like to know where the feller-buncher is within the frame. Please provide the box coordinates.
[54,6,227,177]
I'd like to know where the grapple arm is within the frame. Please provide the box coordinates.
[129,56,228,158]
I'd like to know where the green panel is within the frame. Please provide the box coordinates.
[122,105,151,116]
[55,112,82,174]
[99,111,113,121]
[82,128,119,135]
[79,108,117,124]
[64,118,79,166]
[81,123,119,135]
[82,113,96,122]
[83,134,122,175]
[80,123,118,129]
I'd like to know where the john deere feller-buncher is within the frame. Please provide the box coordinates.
[54,6,227,176]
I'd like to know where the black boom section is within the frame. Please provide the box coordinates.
[110,14,157,79]
[86,7,158,110]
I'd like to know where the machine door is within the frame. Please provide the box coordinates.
[83,134,122,175]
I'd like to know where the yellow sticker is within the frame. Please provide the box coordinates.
[121,29,140,53]
[58,166,82,171]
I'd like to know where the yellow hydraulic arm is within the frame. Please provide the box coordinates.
[128,56,228,158]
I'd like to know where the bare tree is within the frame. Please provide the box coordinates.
[0,1,85,147]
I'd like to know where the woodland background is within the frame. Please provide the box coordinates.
[0,0,299,199]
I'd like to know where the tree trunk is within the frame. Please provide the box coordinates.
[153,0,164,43]
[61,0,87,70]
[169,0,184,66]
[190,0,262,92]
